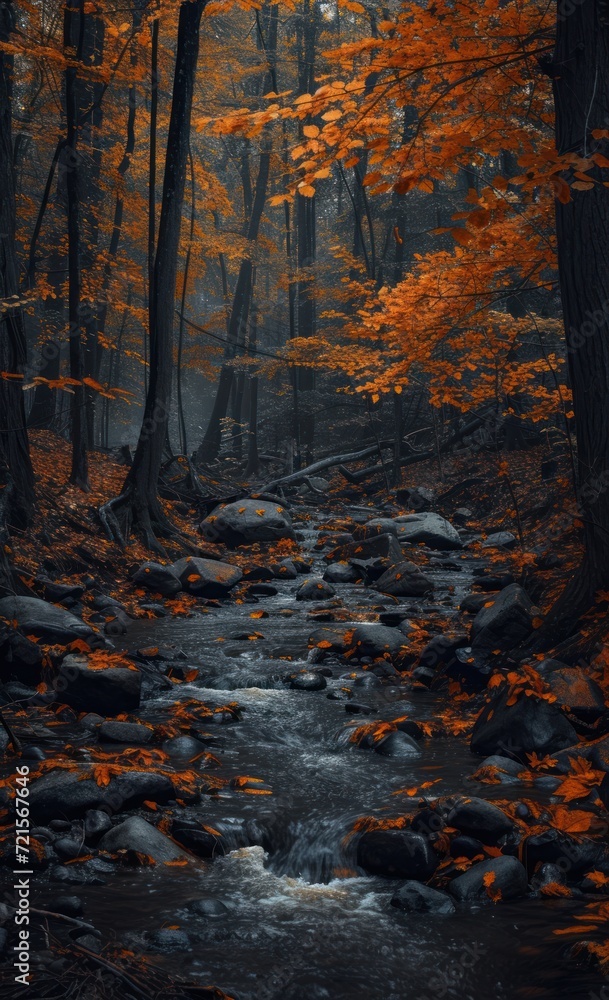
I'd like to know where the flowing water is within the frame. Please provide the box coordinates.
[34,512,609,998]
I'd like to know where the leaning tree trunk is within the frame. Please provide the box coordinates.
[523,0,609,651]
[0,0,35,581]
[101,0,207,551]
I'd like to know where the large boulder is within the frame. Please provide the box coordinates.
[29,768,175,822]
[357,829,439,880]
[448,856,528,903]
[396,513,461,550]
[131,562,182,597]
[0,596,94,645]
[470,688,577,757]
[172,556,242,597]
[375,561,433,597]
[99,816,189,863]
[323,563,360,584]
[56,655,141,715]
[470,584,533,651]
[200,499,294,547]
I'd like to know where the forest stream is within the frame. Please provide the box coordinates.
[10,503,607,1000]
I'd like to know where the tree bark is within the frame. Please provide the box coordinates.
[522,0,609,651]
[102,0,207,550]
[64,0,89,489]
[0,0,35,536]
[195,3,278,466]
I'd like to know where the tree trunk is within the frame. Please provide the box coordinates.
[195,3,278,466]
[522,0,609,651]
[0,1,35,544]
[64,0,89,489]
[102,0,207,550]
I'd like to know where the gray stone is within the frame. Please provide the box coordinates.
[132,562,182,597]
[57,655,141,715]
[172,556,242,597]
[98,721,153,745]
[448,855,528,902]
[0,596,94,645]
[391,881,455,914]
[98,816,190,863]
[470,583,534,651]
[375,561,433,597]
[201,499,294,547]
[396,513,461,550]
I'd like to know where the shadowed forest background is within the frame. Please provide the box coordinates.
[3,2,609,998]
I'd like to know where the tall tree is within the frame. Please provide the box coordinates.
[101,0,207,550]
[524,0,609,649]
[195,2,278,466]
[64,0,89,489]
[0,0,35,586]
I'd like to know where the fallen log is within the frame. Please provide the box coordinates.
[262,441,393,490]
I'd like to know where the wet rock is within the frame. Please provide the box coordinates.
[132,562,182,597]
[481,531,517,549]
[357,829,439,880]
[56,655,141,715]
[99,816,190,863]
[545,667,606,721]
[391,881,455,915]
[476,755,524,777]
[351,624,406,659]
[172,556,242,597]
[188,897,229,918]
[54,838,87,861]
[460,592,497,614]
[30,768,175,822]
[0,596,94,645]
[98,721,153,745]
[162,735,207,759]
[290,670,327,692]
[473,571,515,591]
[242,565,275,582]
[345,702,374,715]
[139,603,168,617]
[470,688,577,757]
[447,797,514,845]
[0,623,45,682]
[395,719,425,741]
[48,895,84,918]
[271,559,299,580]
[200,499,294,547]
[171,819,224,859]
[147,928,191,952]
[352,518,399,540]
[448,856,528,902]
[396,513,461,550]
[449,835,485,860]
[296,578,336,601]
[375,730,422,758]
[453,508,473,525]
[323,563,360,584]
[374,561,433,597]
[327,533,403,566]
[470,583,534,651]
[73,934,102,953]
[530,862,567,894]
[84,810,113,843]
[521,829,608,878]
